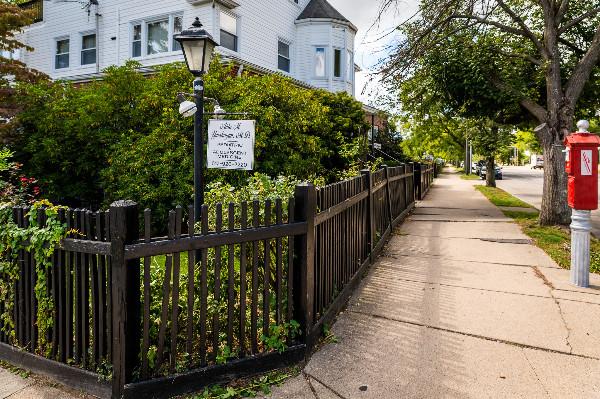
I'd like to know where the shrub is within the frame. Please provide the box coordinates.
[9,58,374,218]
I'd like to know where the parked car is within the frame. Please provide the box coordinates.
[471,162,478,173]
[531,155,544,169]
[475,160,486,176]
[480,165,503,180]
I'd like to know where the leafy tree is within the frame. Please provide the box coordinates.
[381,0,600,225]
[469,121,514,187]
[0,0,46,140]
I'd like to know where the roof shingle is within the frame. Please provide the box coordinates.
[297,0,351,23]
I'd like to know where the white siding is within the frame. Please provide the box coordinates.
[18,0,355,95]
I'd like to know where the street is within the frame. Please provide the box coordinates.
[495,166,600,236]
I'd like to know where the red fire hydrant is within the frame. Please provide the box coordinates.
[564,120,600,287]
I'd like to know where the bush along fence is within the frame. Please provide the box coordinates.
[0,163,436,399]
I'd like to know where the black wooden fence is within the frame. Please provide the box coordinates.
[0,163,433,399]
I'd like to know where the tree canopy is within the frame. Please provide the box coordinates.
[381,0,600,224]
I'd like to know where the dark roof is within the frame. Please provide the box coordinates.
[297,0,351,24]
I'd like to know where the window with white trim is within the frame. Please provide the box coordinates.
[333,48,342,78]
[132,24,142,57]
[172,16,183,52]
[347,50,353,82]
[220,11,238,52]
[314,47,326,77]
[130,14,183,58]
[81,34,96,65]
[147,19,169,55]
[278,40,290,73]
[55,38,69,69]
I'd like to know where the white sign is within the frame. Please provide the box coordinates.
[373,143,382,150]
[207,120,255,171]
[581,150,593,176]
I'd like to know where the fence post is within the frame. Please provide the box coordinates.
[361,170,375,262]
[109,201,140,399]
[383,165,394,228]
[413,163,422,201]
[293,183,316,351]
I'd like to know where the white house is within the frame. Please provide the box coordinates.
[16,0,358,96]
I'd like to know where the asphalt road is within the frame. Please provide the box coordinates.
[495,166,600,236]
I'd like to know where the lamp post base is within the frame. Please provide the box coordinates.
[570,209,591,288]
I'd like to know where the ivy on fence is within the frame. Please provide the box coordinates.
[0,201,69,353]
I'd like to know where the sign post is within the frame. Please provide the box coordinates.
[207,119,256,171]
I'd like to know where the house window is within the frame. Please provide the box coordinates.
[334,48,342,78]
[278,40,290,73]
[81,34,96,65]
[172,16,183,52]
[147,19,169,55]
[220,12,238,52]
[131,15,183,58]
[347,50,353,82]
[55,38,69,69]
[132,24,142,57]
[315,47,326,77]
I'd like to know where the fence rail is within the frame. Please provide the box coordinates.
[0,163,435,399]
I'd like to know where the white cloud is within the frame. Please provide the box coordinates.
[328,0,420,108]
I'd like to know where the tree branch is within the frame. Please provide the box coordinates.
[496,0,546,54]
[452,13,530,38]
[556,0,570,25]
[497,49,543,65]
[559,7,600,35]
[558,37,586,55]
[565,23,600,108]
[489,75,548,122]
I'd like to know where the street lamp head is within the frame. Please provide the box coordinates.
[214,104,226,120]
[177,94,197,118]
[174,18,218,77]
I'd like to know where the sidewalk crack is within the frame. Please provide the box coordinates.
[303,371,349,399]
[533,266,574,354]
[302,371,320,399]
[522,348,551,398]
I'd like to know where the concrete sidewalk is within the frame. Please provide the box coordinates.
[0,368,91,399]
[263,169,600,399]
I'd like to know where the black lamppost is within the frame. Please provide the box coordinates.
[174,17,218,225]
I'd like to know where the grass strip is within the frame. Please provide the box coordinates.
[475,186,534,208]
[476,186,600,274]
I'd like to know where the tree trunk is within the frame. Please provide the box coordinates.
[539,121,571,226]
[486,156,496,188]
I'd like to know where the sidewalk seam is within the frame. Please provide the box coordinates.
[348,309,598,361]
[382,252,560,270]
[362,273,600,306]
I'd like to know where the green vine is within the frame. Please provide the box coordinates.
[0,200,68,352]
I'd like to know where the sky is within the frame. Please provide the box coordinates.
[328,0,420,108]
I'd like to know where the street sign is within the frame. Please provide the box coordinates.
[207,120,255,171]
[581,150,593,176]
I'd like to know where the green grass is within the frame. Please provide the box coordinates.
[475,186,534,208]
[475,187,600,274]
[460,173,480,180]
